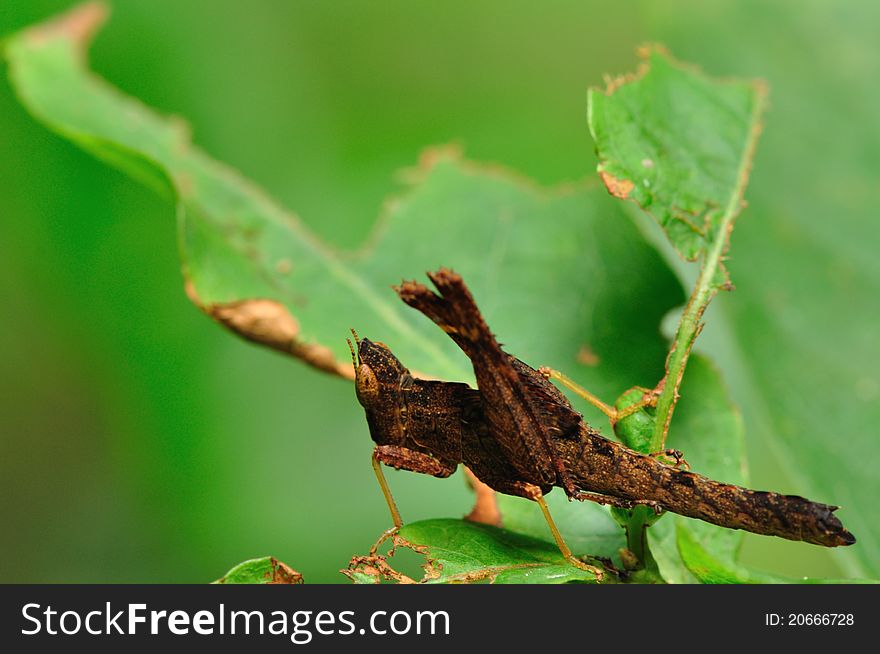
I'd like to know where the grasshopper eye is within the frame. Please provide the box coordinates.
[355,363,380,405]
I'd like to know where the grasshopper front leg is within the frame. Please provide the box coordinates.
[370,446,457,553]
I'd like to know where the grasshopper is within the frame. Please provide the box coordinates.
[351,269,854,575]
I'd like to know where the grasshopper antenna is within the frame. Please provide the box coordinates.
[347,328,360,370]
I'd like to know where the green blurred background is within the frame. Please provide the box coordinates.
[1,0,877,582]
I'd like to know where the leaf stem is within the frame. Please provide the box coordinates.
[617,506,663,582]
[648,93,764,453]
[648,247,717,452]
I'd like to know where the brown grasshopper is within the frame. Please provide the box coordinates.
[351,269,854,574]
[350,335,607,577]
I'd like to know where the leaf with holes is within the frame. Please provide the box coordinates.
[588,48,766,284]
[346,519,610,584]
[3,4,682,405]
[214,557,303,584]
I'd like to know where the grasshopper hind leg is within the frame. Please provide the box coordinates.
[539,367,658,425]
[491,479,605,580]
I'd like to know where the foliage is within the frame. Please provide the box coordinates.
[214,556,303,584]
[4,3,876,584]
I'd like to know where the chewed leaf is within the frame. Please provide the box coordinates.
[344,519,612,584]
[4,3,683,400]
[588,47,766,279]
[214,556,303,584]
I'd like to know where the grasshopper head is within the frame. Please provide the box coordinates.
[349,335,410,445]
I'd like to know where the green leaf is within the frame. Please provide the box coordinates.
[214,556,303,584]
[648,520,698,584]
[588,48,767,465]
[676,527,876,584]
[613,387,657,452]
[349,519,610,584]
[588,48,766,273]
[642,1,879,580]
[4,5,682,394]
